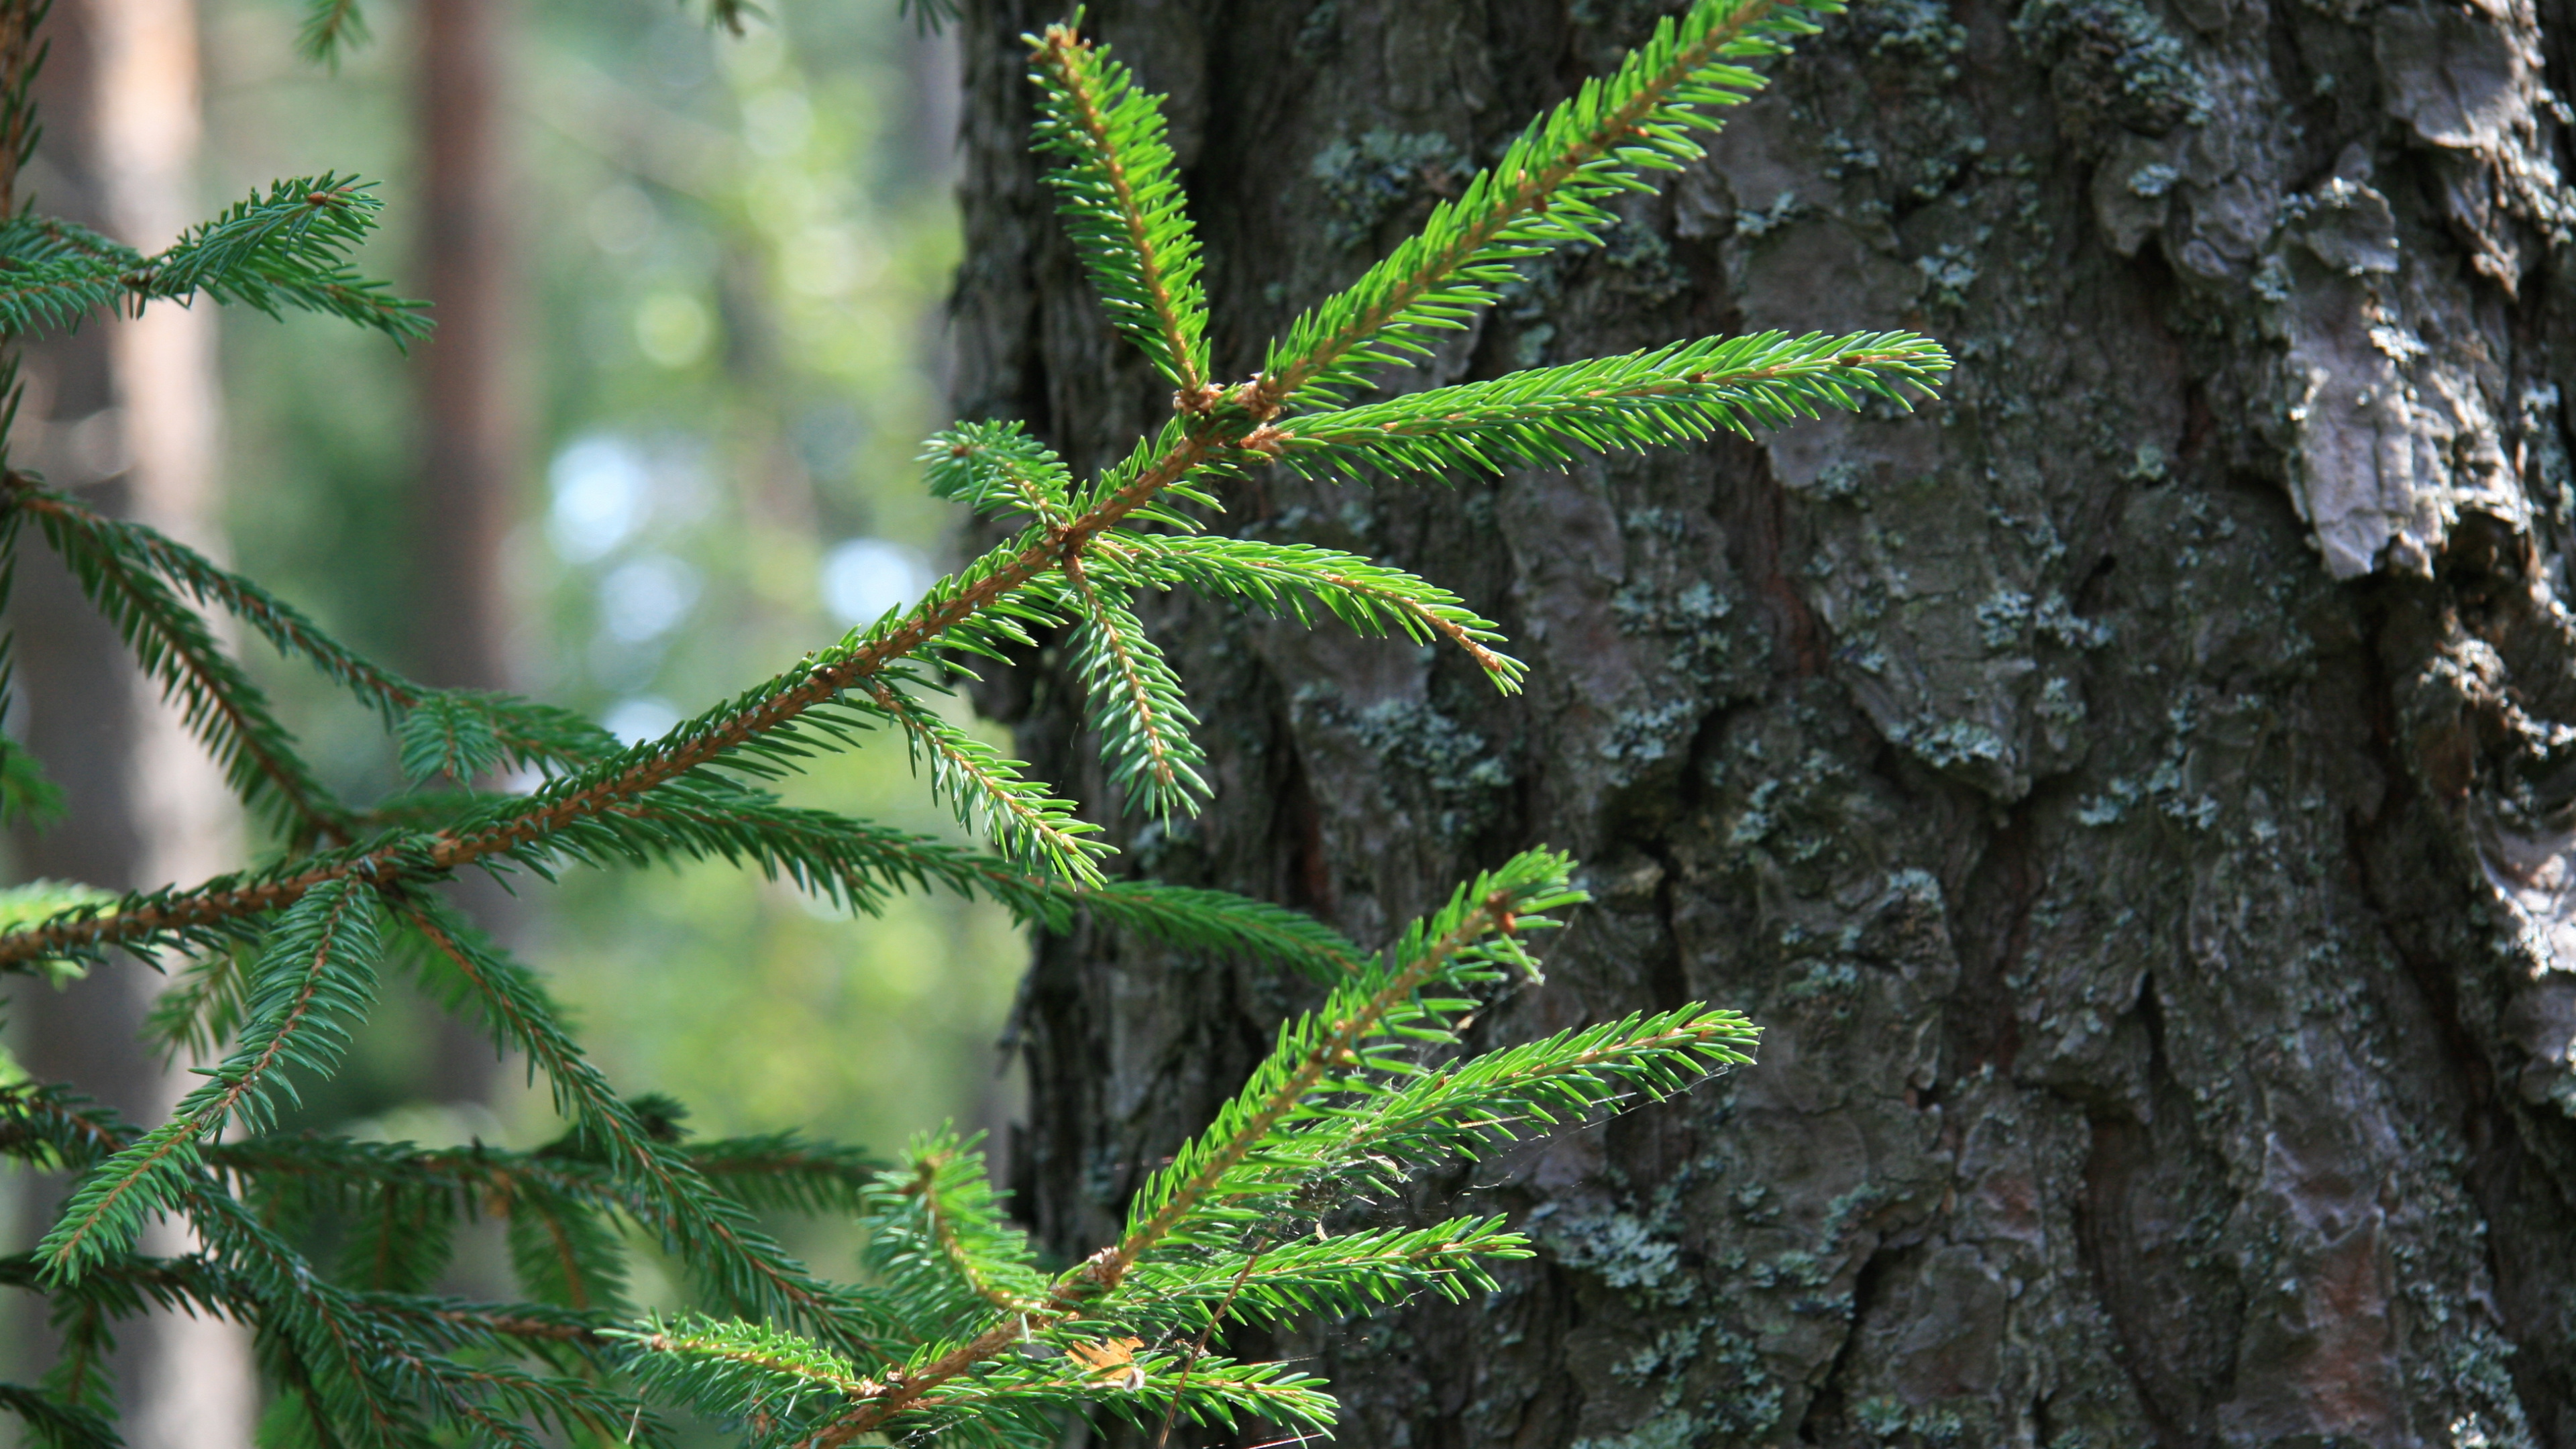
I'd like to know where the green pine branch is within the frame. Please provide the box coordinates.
[613,1315,877,1449]
[392,897,906,1357]
[0,880,114,986]
[1107,851,1579,1266]
[851,679,1114,880]
[12,1093,555,1448]
[39,879,384,1283]
[0,413,1257,965]
[1064,878,1369,981]
[1062,564,1208,818]
[1112,1220,1529,1332]
[1258,0,1835,409]
[1027,21,1211,395]
[1307,1006,1760,1192]
[859,1132,1048,1339]
[296,0,366,63]
[1270,331,1951,479]
[0,177,428,340]
[0,1,1947,1438]
[880,1344,1336,1446]
[0,1384,120,1449]
[504,1184,631,1315]
[924,421,1074,527]
[2,478,610,852]
[1099,531,1526,692]
[0,1085,127,1171]
[8,480,612,774]
[16,479,358,842]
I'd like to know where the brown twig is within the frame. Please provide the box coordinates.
[1153,1236,1271,1449]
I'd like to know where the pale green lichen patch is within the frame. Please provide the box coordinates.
[2013,0,2210,140]
[1531,1204,1694,1306]
[1309,129,1471,249]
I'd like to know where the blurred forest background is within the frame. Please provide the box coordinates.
[0,0,1018,1436]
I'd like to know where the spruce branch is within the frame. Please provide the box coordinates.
[0,1084,126,1170]
[16,478,358,841]
[38,879,384,1283]
[1108,851,1580,1269]
[0,0,48,210]
[5,479,612,777]
[1062,561,1208,818]
[1117,1221,1528,1332]
[392,897,904,1356]
[1309,1007,1760,1188]
[0,879,113,986]
[0,2,1934,1436]
[860,1132,1047,1336]
[1027,21,1210,396]
[0,409,1254,968]
[333,1175,460,1294]
[1061,879,1368,981]
[1099,532,1524,692]
[0,725,64,826]
[208,1126,875,1224]
[23,1099,479,1447]
[296,0,368,64]
[376,1352,647,1449]
[1150,1232,1267,1449]
[0,786,1361,985]
[1272,331,1951,478]
[786,854,1581,1448]
[140,944,249,1065]
[504,1183,630,1314]
[924,421,1074,527]
[614,1316,879,1448]
[1259,0,1833,408]
[0,176,429,340]
[855,680,1113,880]
[0,1384,118,1449]
[885,1346,1335,1446]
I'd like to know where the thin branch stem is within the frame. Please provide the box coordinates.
[1152,1236,1268,1449]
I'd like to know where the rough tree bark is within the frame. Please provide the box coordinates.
[957,0,2576,1443]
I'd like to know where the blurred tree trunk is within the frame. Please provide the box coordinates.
[7,0,254,1437]
[412,0,522,1103]
[414,0,519,698]
[957,0,2576,1442]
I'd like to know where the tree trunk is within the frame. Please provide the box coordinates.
[413,0,521,700]
[7,0,255,1435]
[412,0,524,1105]
[958,0,2576,1444]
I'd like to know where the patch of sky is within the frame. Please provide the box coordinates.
[602,696,682,746]
[598,554,703,643]
[822,537,933,627]
[549,435,651,562]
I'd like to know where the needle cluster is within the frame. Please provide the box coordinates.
[0,0,1943,1444]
